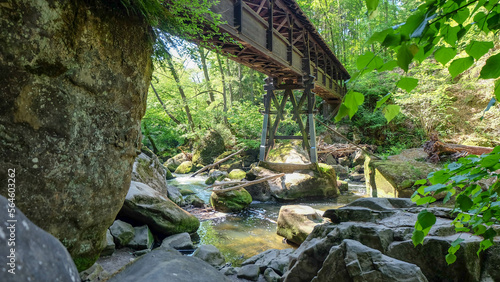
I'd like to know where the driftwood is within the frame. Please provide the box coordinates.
[424,134,493,163]
[207,173,285,194]
[315,118,381,159]
[191,148,245,177]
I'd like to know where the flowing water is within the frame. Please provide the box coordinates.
[168,176,368,266]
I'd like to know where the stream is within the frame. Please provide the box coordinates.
[168,175,368,266]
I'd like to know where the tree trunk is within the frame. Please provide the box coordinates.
[165,51,195,132]
[238,64,243,100]
[216,53,229,125]
[150,82,181,125]
[198,46,215,104]
[226,57,234,104]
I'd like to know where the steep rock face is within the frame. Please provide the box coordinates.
[0,0,153,271]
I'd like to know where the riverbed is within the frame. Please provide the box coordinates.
[168,175,368,266]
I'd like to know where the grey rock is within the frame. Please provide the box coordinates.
[387,234,482,282]
[332,165,349,179]
[107,247,231,282]
[127,225,153,250]
[101,229,115,257]
[165,153,189,172]
[119,181,199,236]
[133,249,151,257]
[193,130,226,165]
[264,268,281,282]
[237,264,261,281]
[325,154,337,165]
[277,205,327,244]
[0,0,153,270]
[220,266,239,276]
[482,244,500,281]
[0,195,80,281]
[132,153,168,195]
[185,194,205,208]
[161,233,194,250]
[243,248,294,275]
[110,220,135,247]
[193,245,226,267]
[311,239,427,282]
[167,185,185,206]
[80,263,110,282]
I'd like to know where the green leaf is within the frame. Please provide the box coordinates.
[375,93,392,111]
[448,56,474,78]
[356,52,384,71]
[443,191,452,203]
[446,253,457,265]
[344,91,365,119]
[453,8,469,24]
[417,210,437,230]
[434,47,456,65]
[481,154,500,168]
[474,224,487,235]
[412,229,424,246]
[416,196,436,205]
[443,25,460,47]
[480,52,500,79]
[378,60,398,72]
[383,104,400,123]
[451,238,464,247]
[334,104,349,122]
[382,33,401,47]
[397,44,414,72]
[424,183,447,193]
[484,228,497,240]
[397,77,419,92]
[365,0,379,17]
[457,194,473,211]
[466,41,494,61]
[415,179,427,185]
[366,29,392,45]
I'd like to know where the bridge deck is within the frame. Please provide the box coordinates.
[204,0,350,104]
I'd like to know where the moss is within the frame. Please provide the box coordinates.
[172,216,200,234]
[174,161,193,174]
[165,167,175,180]
[210,188,252,212]
[228,169,246,180]
[74,252,100,272]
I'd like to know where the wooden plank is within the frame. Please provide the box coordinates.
[267,0,274,51]
[274,135,303,139]
[208,173,285,193]
[272,32,288,61]
[211,0,235,26]
[289,90,309,149]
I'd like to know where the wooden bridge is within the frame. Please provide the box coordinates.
[199,0,350,163]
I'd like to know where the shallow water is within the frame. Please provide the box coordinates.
[168,175,368,266]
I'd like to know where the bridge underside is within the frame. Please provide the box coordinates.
[198,0,350,162]
[203,0,350,105]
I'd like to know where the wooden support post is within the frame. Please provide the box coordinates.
[260,77,274,161]
[235,0,242,33]
[305,76,318,163]
[287,15,293,65]
[267,0,274,51]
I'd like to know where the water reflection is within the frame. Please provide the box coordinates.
[168,175,368,266]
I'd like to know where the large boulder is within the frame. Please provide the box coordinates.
[174,161,193,174]
[161,232,194,250]
[0,0,153,270]
[132,153,168,194]
[246,164,339,201]
[127,225,154,250]
[210,188,253,213]
[0,195,80,281]
[364,151,440,198]
[119,181,199,236]
[387,234,483,282]
[107,247,231,282]
[193,244,226,267]
[312,239,427,282]
[165,153,189,172]
[266,142,310,164]
[242,248,294,276]
[228,169,247,180]
[109,220,135,247]
[277,205,328,245]
[192,130,225,165]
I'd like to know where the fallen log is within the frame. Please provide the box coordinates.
[206,173,285,194]
[423,138,493,163]
[191,147,245,177]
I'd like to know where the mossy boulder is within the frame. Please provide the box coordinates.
[185,194,205,208]
[210,188,252,212]
[364,151,441,198]
[132,153,168,194]
[179,188,196,196]
[165,168,175,180]
[119,181,199,236]
[174,161,193,174]
[228,169,247,180]
[192,130,225,165]
[165,153,189,172]
[276,205,327,244]
[266,142,310,164]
